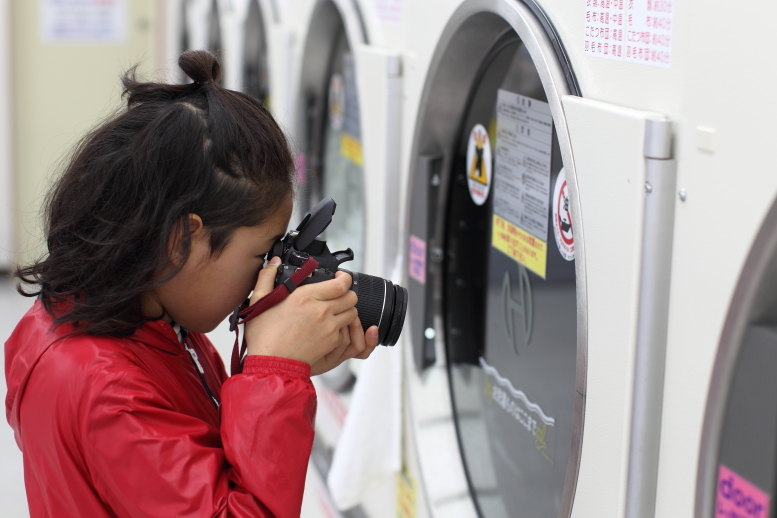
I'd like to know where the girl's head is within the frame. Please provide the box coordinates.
[17,50,295,336]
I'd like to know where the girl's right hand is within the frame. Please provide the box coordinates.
[244,256,359,365]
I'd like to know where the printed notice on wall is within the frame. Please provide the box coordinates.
[41,0,127,42]
[583,0,673,68]
[372,0,402,26]
[492,90,552,278]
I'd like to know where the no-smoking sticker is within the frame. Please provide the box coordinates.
[552,168,574,261]
[466,124,491,206]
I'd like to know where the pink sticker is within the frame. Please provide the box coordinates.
[716,464,770,518]
[408,235,426,285]
[294,153,307,185]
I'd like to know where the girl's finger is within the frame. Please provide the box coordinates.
[354,326,379,359]
[325,290,358,316]
[304,272,352,301]
[251,256,282,303]
[332,307,358,329]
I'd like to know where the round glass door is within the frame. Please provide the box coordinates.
[242,0,269,104]
[298,2,367,390]
[180,1,190,52]
[444,34,577,517]
[319,34,364,272]
[208,0,222,57]
[304,25,365,273]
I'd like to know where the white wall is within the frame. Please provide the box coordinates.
[0,0,13,271]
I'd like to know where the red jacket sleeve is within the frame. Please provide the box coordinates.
[82,355,316,518]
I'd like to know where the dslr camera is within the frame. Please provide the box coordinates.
[270,197,407,346]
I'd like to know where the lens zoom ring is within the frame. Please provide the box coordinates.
[354,273,386,331]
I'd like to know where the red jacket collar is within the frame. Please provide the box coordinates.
[129,319,183,355]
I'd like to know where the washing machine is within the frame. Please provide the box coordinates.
[182,0,223,56]
[215,0,274,101]
[693,204,777,518]
[400,0,684,517]
[288,1,405,517]
[649,5,777,518]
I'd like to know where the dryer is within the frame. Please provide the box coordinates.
[215,0,275,101]
[655,4,777,516]
[182,0,223,55]
[401,1,679,517]
[288,1,405,517]
[694,204,777,518]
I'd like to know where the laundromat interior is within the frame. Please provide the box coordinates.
[1,0,776,517]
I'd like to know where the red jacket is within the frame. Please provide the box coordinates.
[4,301,317,517]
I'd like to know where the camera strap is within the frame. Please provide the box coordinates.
[228,256,320,376]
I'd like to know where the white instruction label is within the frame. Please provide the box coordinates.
[584,0,673,68]
[41,0,127,42]
[493,90,553,241]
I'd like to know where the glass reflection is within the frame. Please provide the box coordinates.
[444,37,577,517]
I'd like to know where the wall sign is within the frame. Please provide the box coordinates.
[41,0,127,42]
[583,0,673,68]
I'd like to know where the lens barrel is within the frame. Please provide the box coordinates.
[348,271,408,346]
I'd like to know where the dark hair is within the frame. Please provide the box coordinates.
[15,50,295,336]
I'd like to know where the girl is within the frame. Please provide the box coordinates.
[5,50,378,517]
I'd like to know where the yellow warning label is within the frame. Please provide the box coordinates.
[492,214,547,278]
[469,130,489,185]
[396,470,417,518]
[341,133,363,166]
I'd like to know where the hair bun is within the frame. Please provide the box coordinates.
[179,50,222,85]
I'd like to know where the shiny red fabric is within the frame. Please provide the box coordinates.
[4,301,317,517]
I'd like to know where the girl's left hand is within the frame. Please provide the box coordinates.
[310,318,379,376]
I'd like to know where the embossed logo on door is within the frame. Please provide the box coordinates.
[502,264,533,354]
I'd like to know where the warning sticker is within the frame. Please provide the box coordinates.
[396,470,417,518]
[493,214,547,279]
[328,73,344,130]
[341,133,363,166]
[552,168,574,261]
[716,465,770,518]
[492,91,553,276]
[466,124,492,206]
[408,235,426,285]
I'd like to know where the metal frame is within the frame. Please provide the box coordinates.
[403,0,586,517]
[695,196,777,518]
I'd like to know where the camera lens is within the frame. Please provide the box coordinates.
[348,271,408,346]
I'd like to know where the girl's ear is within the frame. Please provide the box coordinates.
[188,214,205,238]
[167,214,205,267]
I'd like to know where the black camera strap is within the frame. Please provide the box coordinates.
[229,256,319,375]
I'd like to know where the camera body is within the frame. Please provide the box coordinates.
[270,197,407,346]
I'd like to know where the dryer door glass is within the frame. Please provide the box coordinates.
[208,0,222,57]
[319,34,365,273]
[445,37,576,518]
[715,325,777,516]
[243,0,269,104]
[180,1,190,52]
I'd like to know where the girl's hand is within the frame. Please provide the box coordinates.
[244,257,360,366]
[310,318,379,376]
